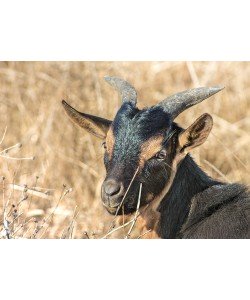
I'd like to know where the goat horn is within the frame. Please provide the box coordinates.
[156,86,224,119]
[104,76,137,105]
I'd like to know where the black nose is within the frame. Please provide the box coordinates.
[102,179,124,208]
[104,179,122,196]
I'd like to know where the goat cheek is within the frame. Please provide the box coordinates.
[146,193,154,202]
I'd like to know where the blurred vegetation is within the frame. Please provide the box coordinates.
[0,62,249,238]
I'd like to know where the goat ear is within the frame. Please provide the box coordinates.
[178,113,213,152]
[62,100,112,139]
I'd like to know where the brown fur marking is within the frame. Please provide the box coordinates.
[139,146,187,238]
[139,135,164,168]
[106,128,115,159]
[179,114,213,151]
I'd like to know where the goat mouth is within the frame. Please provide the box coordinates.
[102,201,139,216]
[102,202,120,214]
[107,207,118,215]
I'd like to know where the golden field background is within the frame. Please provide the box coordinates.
[0,61,249,238]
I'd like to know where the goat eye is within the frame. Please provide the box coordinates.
[102,142,107,150]
[155,149,167,160]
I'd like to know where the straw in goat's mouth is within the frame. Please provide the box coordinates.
[104,166,140,235]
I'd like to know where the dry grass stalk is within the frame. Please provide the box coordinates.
[8,184,53,201]
[104,167,140,237]
[125,183,142,239]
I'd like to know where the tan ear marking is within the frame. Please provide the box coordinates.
[178,113,213,152]
[62,100,111,139]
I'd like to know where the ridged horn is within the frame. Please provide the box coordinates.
[104,76,137,105]
[156,86,224,119]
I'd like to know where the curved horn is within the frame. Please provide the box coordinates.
[104,76,137,105]
[156,86,224,119]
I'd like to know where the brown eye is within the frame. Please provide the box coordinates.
[155,149,167,160]
[102,142,107,150]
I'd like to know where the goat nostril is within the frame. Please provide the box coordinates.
[104,180,122,197]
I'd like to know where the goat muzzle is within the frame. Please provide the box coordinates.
[101,179,125,212]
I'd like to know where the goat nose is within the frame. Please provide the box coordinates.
[104,180,122,197]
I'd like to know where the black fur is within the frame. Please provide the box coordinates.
[158,154,219,238]
[156,155,250,239]
[103,103,173,214]
[102,103,250,238]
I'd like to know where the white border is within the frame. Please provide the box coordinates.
[0,1,250,299]
[1,240,250,300]
[0,0,250,60]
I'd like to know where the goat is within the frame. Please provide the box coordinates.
[62,76,250,239]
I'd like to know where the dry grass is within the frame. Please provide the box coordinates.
[0,61,249,238]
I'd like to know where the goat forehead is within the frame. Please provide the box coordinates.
[110,104,172,161]
[113,104,171,138]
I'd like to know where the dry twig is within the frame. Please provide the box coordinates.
[125,183,142,239]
